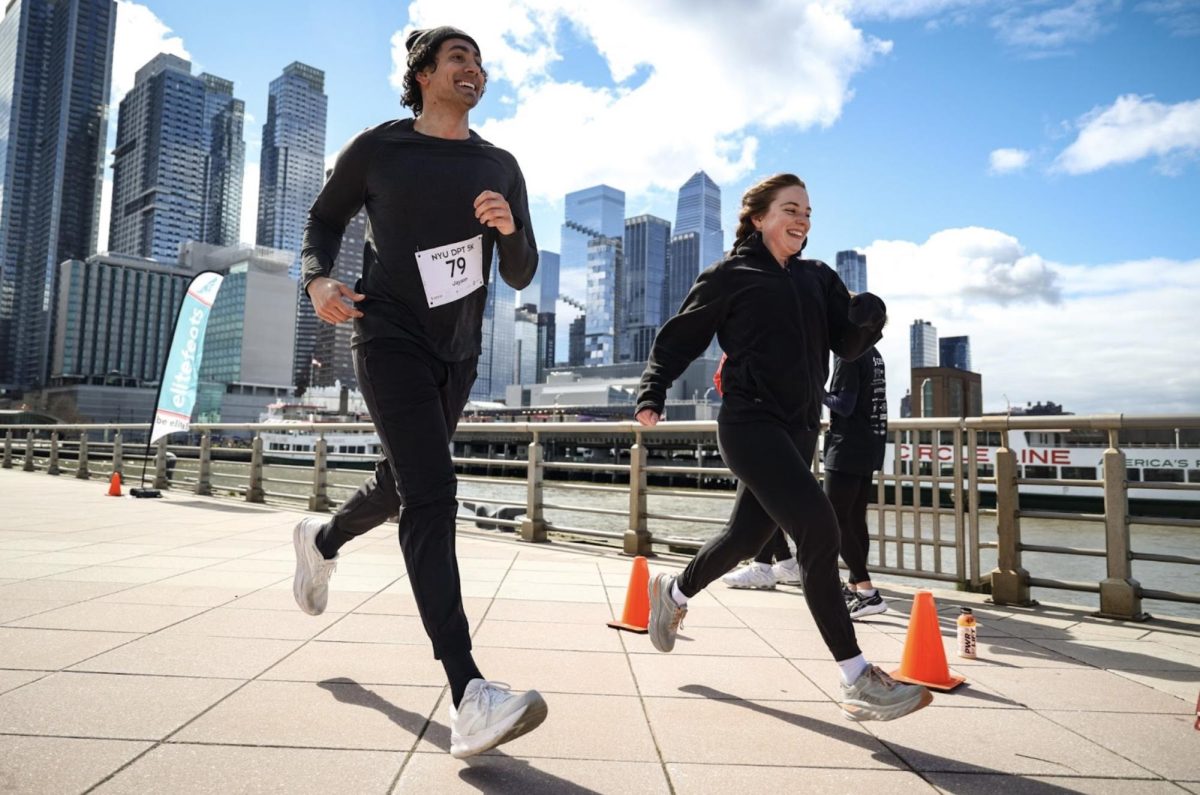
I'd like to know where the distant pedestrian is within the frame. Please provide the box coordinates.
[636,173,931,722]
[824,346,889,618]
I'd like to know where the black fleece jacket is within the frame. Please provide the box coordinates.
[300,119,538,361]
[636,233,886,428]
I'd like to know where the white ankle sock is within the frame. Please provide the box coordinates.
[838,654,870,685]
[670,579,688,606]
[858,588,878,598]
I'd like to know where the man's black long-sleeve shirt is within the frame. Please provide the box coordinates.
[301,119,538,361]
[637,233,886,428]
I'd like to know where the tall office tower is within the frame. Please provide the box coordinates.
[311,208,367,389]
[0,0,116,391]
[585,236,623,366]
[836,250,867,293]
[536,311,555,382]
[675,171,723,270]
[674,171,723,358]
[472,253,517,401]
[667,232,700,318]
[514,303,538,385]
[200,74,245,247]
[256,62,327,389]
[910,318,938,369]
[568,315,586,367]
[560,185,623,353]
[939,335,972,372]
[109,55,244,259]
[523,249,559,313]
[621,214,671,363]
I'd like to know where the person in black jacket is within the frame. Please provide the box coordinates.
[637,174,931,722]
[289,26,546,758]
[824,347,889,619]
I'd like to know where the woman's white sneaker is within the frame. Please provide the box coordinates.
[449,679,548,758]
[721,562,777,590]
[771,558,802,586]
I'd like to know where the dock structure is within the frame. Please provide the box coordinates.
[0,469,1197,793]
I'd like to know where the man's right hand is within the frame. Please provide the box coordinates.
[635,408,660,427]
[307,276,366,324]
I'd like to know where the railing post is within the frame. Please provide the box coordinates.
[23,431,35,471]
[3,429,13,468]
[153,439,170,489]
[624,432,651,556]
[952,425,966,588]
[989,431,1033,605]
[76,433,90,480]
[112,430,123,477]
[308,435,329,512]
[520,433,548,543]
[47,431,60,475]
[245,435,265,503]
[196,431,213,496]
[1097,433,1148,620]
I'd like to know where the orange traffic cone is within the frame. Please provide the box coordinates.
[607,556,650,634]
[106,472,122,497]
[891,590,966,691]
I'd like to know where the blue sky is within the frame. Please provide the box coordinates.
[103,0,1200,414]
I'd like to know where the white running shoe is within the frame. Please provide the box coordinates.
[292,517,337,615]
[771,558,802,586]
[721,562,777,590]
[450,679,548,758]
[840,665,932,721]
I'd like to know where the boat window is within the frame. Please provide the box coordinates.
[1126,468,1141,482]
[1061,467,1097,480]
[1143,468,1184,483]
[1023,465,1057,479]
[1189,469,1200,484]
[976,464,995,477]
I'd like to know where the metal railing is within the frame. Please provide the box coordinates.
[3,413,1197,619]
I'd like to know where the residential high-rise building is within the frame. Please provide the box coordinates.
[0,0,117,391]
[674,171,724,271]
[311,208,367,389]
[939,335,972,371]
[109,55,244,259]
[514,303,539,386]
[568,315,586,367]
[256,62,327,390]
[524,249,559,313]
[621,214,671,363]
[585,236,623,366]
[472,253,517,401]
[910,319,938,369]
[536,311,555,382]
[836,250,867,293]
[560,185,623,355]
[667,232,700,319]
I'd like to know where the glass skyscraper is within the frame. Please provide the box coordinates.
[911,319,938,369]
[560,185,624,358]
[836,250,867,293]
[257,62,327,390]
[0,0,116,391]
[585,236,622,365]
[109,55,245,260]
[621,214,671,363]
[674,171,724,271]
[939,335,972,371]
[667,231,700,318]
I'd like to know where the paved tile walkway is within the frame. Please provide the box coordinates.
[1,469,1198,793]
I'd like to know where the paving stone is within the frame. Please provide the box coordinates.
[0,736,151,794]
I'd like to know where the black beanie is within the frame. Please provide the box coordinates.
[405,26,480,66]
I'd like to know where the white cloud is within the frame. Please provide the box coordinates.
[862,227,1199,414]
[396,0,890,202]
[988,147,1031,174]
[1136,0,1200,37]
[991,0,1119,53]
[839,0,985,20]
[1054,94,1200,175]
[111,1,190,102]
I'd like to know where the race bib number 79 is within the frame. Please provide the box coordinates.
[414,234,484,308]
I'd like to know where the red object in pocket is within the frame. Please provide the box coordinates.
[713,353,727,397]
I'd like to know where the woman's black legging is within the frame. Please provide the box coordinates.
[753,528,793,564]
[825,469,875,585]
[677,421,861,662]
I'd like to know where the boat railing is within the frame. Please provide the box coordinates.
[2,413,1198,620]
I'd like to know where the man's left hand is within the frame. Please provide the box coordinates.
[474,190,516,236]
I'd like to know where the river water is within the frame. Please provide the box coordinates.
[195,461,1199,620]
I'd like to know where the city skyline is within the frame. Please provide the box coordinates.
[19,0,1200,415]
